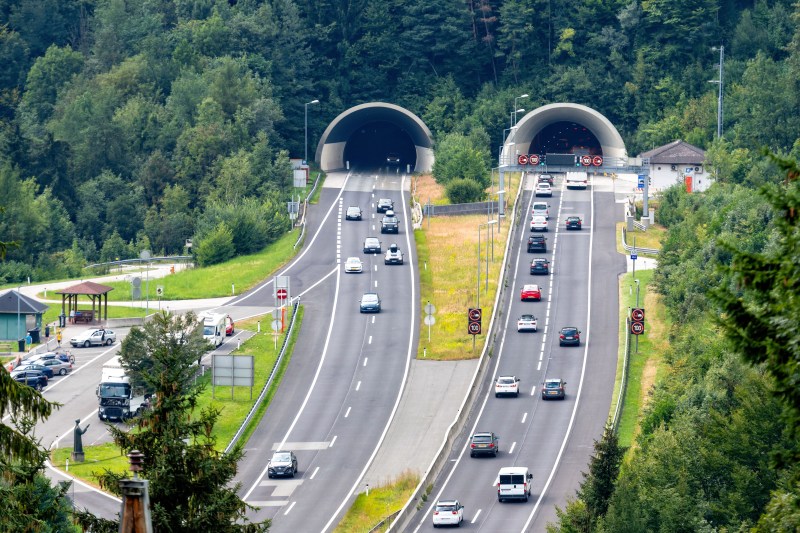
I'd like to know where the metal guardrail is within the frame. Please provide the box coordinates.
[224,298,300,453]
[611,318,631,431]
[621,227,659,255]
[294,172,322,250]
[84,256,193,269]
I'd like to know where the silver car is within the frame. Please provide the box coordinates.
[69,328,117,347]
[38,358,72,376]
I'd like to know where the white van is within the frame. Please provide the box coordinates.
[495,466,533,502]
[565,171,589,189]
[200,312,226,348]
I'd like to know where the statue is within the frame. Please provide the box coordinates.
[71,419,90,462]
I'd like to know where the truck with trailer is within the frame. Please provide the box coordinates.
[96,356,149,421]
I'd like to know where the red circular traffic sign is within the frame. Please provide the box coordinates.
[592,155,603,166]
[468,322,481,334]
[581,155,592,166]
[631,308,644,321]
[468,308,482,321]
[529,154,540,165]
[276,288,288,300]
[517,154,529,165]
[630,321,644,335]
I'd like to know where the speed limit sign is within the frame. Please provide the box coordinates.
[468,322,481,335]
[581,155,592,166]
[468,308,482,335]
[529,154,540,165]
[630,321,644,335]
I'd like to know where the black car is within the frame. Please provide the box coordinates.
[559,326,581,346]
[565,216,582,230]
[470,432,499,457]
[527,235,547,253]
[530,258,550,275]
[386,153,401,165]
[541,378,567,400]
[11,369,47,391]
[381,214,399,234]
[377,198,394,213]
[267,450,298,478]
[18,363,54,379]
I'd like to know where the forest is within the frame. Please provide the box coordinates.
[1,0,800,530]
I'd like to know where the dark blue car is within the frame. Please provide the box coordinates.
[359,293,382,313]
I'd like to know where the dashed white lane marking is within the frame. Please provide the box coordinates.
[509,442,517,454]
[371,316,375,324]
[310,467,320,480]
[521,412,528,424]
[363,358,368,366]
[344,407,351,418]
[284,501,296,515]
[471,509,482,523]
[368,336,372,345]
[329,436,337,448]
[530,386,536,396]
[356,381,361,391]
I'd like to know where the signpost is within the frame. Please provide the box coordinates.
[468,307,482,351]
[424,302,436,343]
[276,288,288,300]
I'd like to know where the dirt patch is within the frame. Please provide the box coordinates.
[414,174,446,205]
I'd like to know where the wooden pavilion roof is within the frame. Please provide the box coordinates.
[54,281,115,296]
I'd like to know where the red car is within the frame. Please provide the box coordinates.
[520,284,542,301]
[225,315,235,336]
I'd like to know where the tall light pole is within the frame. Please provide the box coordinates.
[708,46,724,138]
[513,94,529,125]
[479,221,497,295]
[510,109,525,129]
[304,99,319,164]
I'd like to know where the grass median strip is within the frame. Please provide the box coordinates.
[334,471,419,533]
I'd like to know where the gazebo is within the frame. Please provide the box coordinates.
[55,281,114,325]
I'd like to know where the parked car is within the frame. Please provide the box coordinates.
[565,216,582,230]
[432,499,464,528]
[520,284,542,301]
[494,376,520,397]
[39,358,72,376]
[559,326,581,346]
[517,314,538,332]
[344,257,363,273]
[363,237,382,254]
[532,201,550,219]
[527,235,547,253]
[18,363,54,379]
[530,215,548,232]
[530,258,550,275]
[69,328,116,347]
[359,293,382,313]
[470,432,499,457]
[534,182,552,197]
[225,315,235,336]
[384,243,404,265]
[376,198,394,212]
[11,369,47,391]
[541,378,567,400]
[345,206,362,220]
[267,450,298,478]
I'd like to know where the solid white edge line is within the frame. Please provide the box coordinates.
[45,460,121,503]
[521,176,596,532]
[321,173,417,532]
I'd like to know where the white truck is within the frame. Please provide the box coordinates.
[200,312,227,348]
[96,356,149,421]
[565,171,589,189]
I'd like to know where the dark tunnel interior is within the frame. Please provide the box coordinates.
[343,121,417,169]
[529,121,602,156]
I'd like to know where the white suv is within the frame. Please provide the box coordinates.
[532,201,550,219]
[494,375,520,397]
[432,499,464,527]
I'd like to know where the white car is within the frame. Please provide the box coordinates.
[494,375,520,397]
[534,182,552,197]
[532,201,550,219]
[530,215,548,232]
[344,257,363,273]
[517,314,538,332]
[69,328,116,347]
[384,243,404,265]
[432,499,464,527]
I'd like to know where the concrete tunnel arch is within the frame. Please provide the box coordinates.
[315,102,434,172]
[505,103,627,162]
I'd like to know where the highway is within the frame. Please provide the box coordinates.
[410,175,624,531]
[228,169,419,532]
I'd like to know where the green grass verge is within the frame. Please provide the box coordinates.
[615,222,666,257]
[334,471,419,532]
[48,307,304,485]
[82,230,300,302]
[611,270,663,448]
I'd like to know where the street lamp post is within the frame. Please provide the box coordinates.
[304,99,319,164]
[513,94,529,125]
[510,109,525,129]
[479,221,498,294]
[708,46,724,138]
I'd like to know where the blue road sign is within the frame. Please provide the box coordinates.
[637,175,645,189]
[631,254,638,260]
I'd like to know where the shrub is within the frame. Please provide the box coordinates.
[446,178,484,203]
[193,222,235,266]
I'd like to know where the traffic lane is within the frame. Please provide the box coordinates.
[526,188,624,530]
